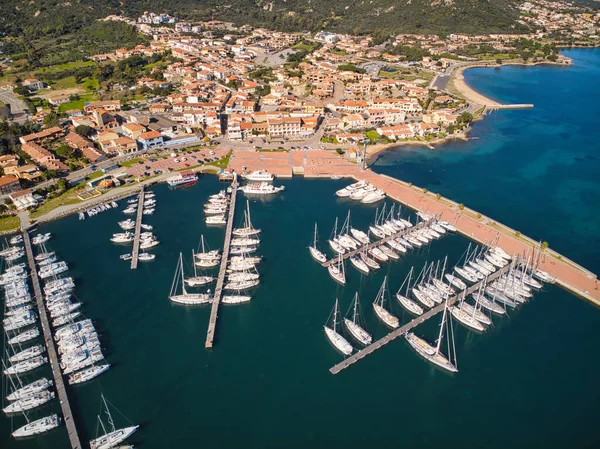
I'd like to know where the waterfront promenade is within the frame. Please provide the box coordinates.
[230,149,600,307]
[21,229,82,449]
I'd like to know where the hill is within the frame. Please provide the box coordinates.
[0,0,531,38]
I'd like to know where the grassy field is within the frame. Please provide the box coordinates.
[120,158,144,168]
[379,68,434,84]
[206,151,232,170]
[30,185,86,219]
[57,92,98,113]
[0,216,20,232]
[35,61,96,74]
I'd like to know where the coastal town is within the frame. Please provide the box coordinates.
[0,1,597,222]
[0,1,600,448]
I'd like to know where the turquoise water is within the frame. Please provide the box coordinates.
[2,48,600,449]
[371,48,600,275]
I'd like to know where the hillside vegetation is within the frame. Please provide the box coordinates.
[1,0,530,38]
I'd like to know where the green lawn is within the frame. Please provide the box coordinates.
[30,190,84,219]
[365,130,380,141]
[206,151,231,170]
[0,216,20,232]
[87,171,104,180]
[58,92,98,113]
[120,158,144,168]
[35,61,96,74]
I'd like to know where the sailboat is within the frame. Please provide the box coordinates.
[309,223,327,263]
[373,276,399,328]
[327,253,346,285]
[169,253,212,305]
[405,299,458,373]
[89,395,138,449]
[324,299,353,355]
[12,414,61,438]
[450,294,486,333]
[233,201,261,237]
[194,235,220,268]
[396,268,424,316]
[343,293,372,345]
[328,217,346,255]
[185,251,215,286]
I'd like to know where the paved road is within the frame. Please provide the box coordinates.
[0,89,29,122]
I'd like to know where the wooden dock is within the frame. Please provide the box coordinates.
[321,218,434,267]
[130,188,145,270]
[22,230,82,449]
[329,264,511,375]
[205,175,238,348]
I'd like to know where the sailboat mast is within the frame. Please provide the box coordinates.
[406,267,413,297]
[435,300,448,354]
[180,253,188,295]
[246,200,252,229]
[192,250,198,278]
[333,299,340,332]
[352,294,359,324]
[102,394,116,433]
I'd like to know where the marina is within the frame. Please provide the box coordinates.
[130,189,145,270]
[2,175,599,449]
[320,217,435,268]
[1,49,599,449]
[329,262,511,375]
[20,230,82,449]
[205,175,238,348]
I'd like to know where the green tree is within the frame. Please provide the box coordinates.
[55,144,74,159]
[56,178,70,192]
[75,125,91,138]
[43,112,60,128]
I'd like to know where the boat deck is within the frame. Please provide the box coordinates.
[206,175,238,348]
[321,218,435,267]
[22,230,82,449]
[329,263,511,375]
[130,188,145,270]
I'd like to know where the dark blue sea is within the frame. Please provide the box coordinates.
[2,48,600,449]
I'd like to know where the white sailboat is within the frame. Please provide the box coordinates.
[349,255,369,274]
[233,201,261,237]
[328,217,346,255]
[343,293,372,345]
[309,223,327,263]
[194,235,220,268]
[324,299,353,355]
[396,268,424,316]
[405,299,458,373]
[185,251,215,286]
[169,253,212,305]
[373,276,399,328]
[89,395,138,449]
[327,253,346,285]
[6,377,52,402]
[12,414,60,438]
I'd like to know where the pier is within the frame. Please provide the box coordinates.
[321,218,434,267]
[205,175,238,348]
[329,264,511,375]
[22,230,82,449]
[130,188,145,270]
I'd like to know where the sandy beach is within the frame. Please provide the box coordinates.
[448,66,501,107]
